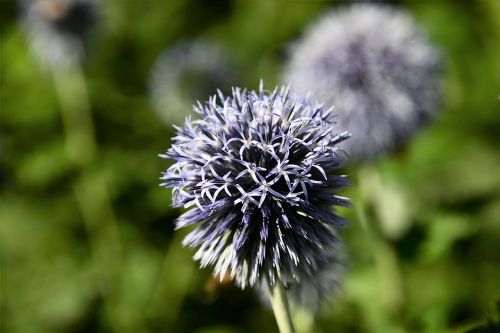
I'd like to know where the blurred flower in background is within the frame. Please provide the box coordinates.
[284,4,442,161]
[257,250,345,310]
[285,251,345,312]
[160,83,351,290]
[148,40,237,125]
[19,0,97,69]
[2,0,500,332]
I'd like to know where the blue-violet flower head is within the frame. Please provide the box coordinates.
[149,40,236,125]
[20,0,97,68]
[257,249,345,311]
[160,82,351,289]
[284,4,441,160]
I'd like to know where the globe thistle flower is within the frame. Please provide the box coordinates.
[19,0,97,68]
[283,4,441,160]
[160,82,351,289]
[257,250,345,311]
[285,251,344,310]
[149,40,236,125]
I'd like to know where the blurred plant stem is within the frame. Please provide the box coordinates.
[358,166,406,325]
[51,65,96,164]
[146,230,196,328]
[292,306,315,333]
[269,280,296,333]
[50,63,122,294]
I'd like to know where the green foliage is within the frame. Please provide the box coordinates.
[1,0,499,332]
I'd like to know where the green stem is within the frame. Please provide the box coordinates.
[374,238,404,315]
[146,231,195,327]
[51,63,122,285]
[268,280,296,333]
[358,166,405,321]
[52,65,96,165]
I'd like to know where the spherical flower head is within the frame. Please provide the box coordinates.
[285,251,345,310]
[283,4,442,160]
[20,0,97,68]
[149,40,236,125]
[160,82,351,289]
[257,250,345,311]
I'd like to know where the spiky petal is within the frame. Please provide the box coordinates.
[160,82,351,289]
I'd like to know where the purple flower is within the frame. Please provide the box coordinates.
[284,4,441,160]
[20,0,97,68]
[148,40,236,125]
[160,82,351,289]
[257,250,345,311]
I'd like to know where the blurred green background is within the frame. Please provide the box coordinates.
[1,0,500,332]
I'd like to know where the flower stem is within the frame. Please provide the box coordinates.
[268,280,296,333]
[52,65,96,165]
[358,166,406,323]
[51,63,122,289]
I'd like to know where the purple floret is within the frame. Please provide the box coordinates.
[160,82,351,289]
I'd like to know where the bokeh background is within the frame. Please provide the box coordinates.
[1,1,500,332]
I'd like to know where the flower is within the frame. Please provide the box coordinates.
[283,4,441,160]
[257,250,345,311]
[148,40,236,125]
[285,251,345,310]
[20,0,97,68]
[160,82,351,289]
